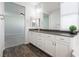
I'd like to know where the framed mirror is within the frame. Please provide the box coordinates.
[30,17,40,28]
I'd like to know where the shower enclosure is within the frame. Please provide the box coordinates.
[5,2,25,48]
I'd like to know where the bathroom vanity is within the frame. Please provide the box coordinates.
[29,29,76,57]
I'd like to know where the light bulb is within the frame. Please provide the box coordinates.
[36,8,42,14]
[32,20,36,23]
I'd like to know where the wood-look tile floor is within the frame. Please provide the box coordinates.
[3,44,51,57]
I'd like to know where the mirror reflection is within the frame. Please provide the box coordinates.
[30,2,60,30]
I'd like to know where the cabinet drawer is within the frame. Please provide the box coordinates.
[56,36,71,43]
[40,33,55,41]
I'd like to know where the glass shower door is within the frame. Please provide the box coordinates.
[5,2,25,48]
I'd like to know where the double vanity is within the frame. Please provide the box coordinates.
[29,29,77,57]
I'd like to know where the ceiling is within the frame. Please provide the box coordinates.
[15,2,60,15]
[41,2,60,14]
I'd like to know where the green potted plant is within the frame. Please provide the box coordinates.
[69,25,77,34]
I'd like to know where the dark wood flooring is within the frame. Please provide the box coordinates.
[3,43,51,57]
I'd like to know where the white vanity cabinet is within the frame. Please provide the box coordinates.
[29,31,72,57]
[29,31,56,56]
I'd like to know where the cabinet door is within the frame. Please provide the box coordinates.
[44,34,56,56]
[56,41,71,57]
[30,32,37,45]
[56,36,70,44]
[29,32,34,43]
[29,31,32,42]
[45,40,56,56]
[33,32,40,46]
[31,32,42,48]
[35,33,42,48]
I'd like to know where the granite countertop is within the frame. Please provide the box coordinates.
[29,29,77,37]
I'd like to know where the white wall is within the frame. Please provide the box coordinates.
[60,2,79,31]
[25,5,35,43]
[49,9,60,30]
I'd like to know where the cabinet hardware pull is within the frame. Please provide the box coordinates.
[55,43,56,46]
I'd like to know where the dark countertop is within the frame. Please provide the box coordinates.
[29,29,77,37]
